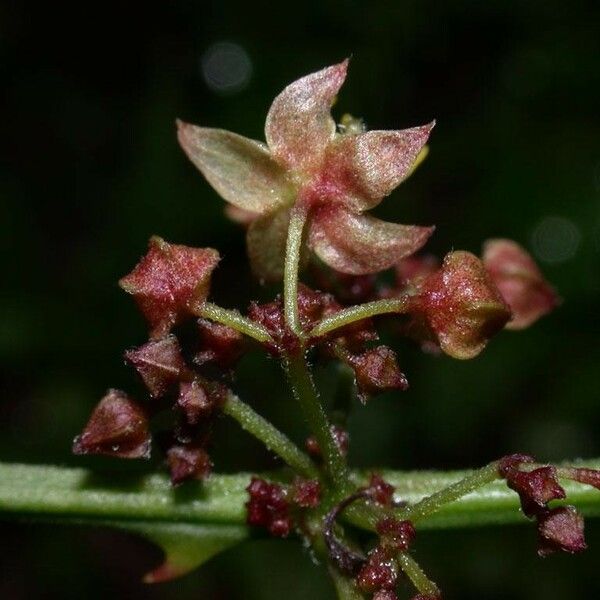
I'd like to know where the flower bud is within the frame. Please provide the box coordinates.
[376,517,416,552]
[306,425,349,458]
[124,335,187,398]
[411,251,511,359]
[177,380,214,425]
[166,445,212,486]
[373,591,399,600]
[504,466,566,518]
[346,346,408,402]
[246,477,291,538]
[119,237,219,339]
[537,506,587,557]
[367,474,396,506]
[483,239,558,330]
[356,547,398,594]
[73,389,151,459]
[291,478,321,508]
[195,318,245,369]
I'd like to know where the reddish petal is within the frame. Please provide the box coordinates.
[166,445,212,486]
[483,239,559,330]
[309,206,434,275]
[324,123,434,211]
[177,121,293,214]
[265,60,348,172]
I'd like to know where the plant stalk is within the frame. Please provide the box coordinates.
[283,205,308,337]
[283,353,349,490]
[223,393,318,479]
[309,297,411,339]
[1,462,600,529]
[199,302,273,343]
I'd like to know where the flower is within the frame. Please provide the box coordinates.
[177,60,435,280]
[408,251,511,359]
[482,239,559,330]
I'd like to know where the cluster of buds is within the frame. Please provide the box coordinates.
[498,455,599,556]
[73,236,245,485]
[245,476,321,537]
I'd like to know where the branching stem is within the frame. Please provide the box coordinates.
[199,302,273,343]
[310,297,411,339]
[222,394,318,479]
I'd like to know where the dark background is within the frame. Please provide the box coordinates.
[1,0,599,598]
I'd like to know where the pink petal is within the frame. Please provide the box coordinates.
[265,60,349,172]
[483,238,559,330]
[323,123,435,211]
[309,206,434,275]
[177,121,292,214]
[246,206,308,282]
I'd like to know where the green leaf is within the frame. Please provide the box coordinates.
[119,522,248,583]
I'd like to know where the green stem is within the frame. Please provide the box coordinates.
[199,302,273,344]
[329,566,366,600]
[1,462,600,529]
[283,353,349,490]
[397,553,440,597]
[283,205,308,337]
[223,394,318,479]
[309,297,410,339]
[395,461,501,524]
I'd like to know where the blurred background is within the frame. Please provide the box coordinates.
[1,0,599,598]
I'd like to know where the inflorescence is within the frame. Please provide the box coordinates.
[72,60,598,599]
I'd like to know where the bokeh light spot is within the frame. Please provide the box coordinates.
[531,215,581,264]
[201,42,252,94]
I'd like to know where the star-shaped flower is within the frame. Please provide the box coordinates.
[177,60,435,280]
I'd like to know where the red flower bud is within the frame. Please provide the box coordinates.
[367,474,396,506]
[119,236,219,339]
[346,346,408,402]
[166,445,212,486]
[124,335,187,398]
[376,517,416,552]
[246,477,292,538]
[411,251,511,359]
[483,239,559,330]
[373,591,399,600]
[356,547,398,594]
[292,478,321,508]
[195,318,245,369]
[537,506,587,557]
[176,380,215,425]
[504,466,566,518]
[73,389,151,459]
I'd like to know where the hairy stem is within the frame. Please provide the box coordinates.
[395,461,501,524]
[310,297,411,339]
[283,353,349,490]
[1,462,600,529]
[199,302,273,343]
[397,553,440,597]
[283,205,309,337]
[223,393,318,479]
